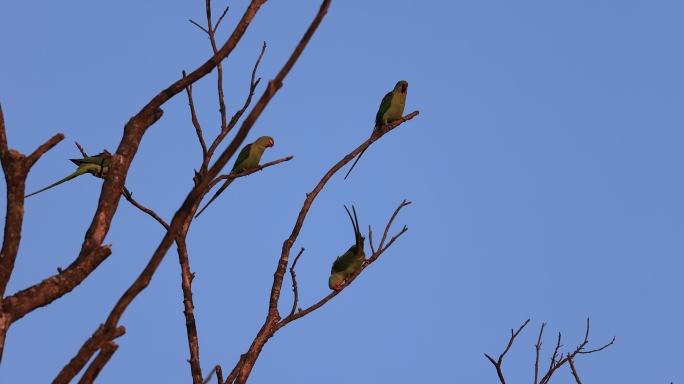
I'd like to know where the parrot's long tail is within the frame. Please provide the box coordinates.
[195,178,234,218]
[343,148,368,180]
[25,170,85,198]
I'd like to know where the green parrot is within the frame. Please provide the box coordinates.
[25,152,111,198]
[328,205,366,290]
[195,136,275,218]
[344,80,408,180]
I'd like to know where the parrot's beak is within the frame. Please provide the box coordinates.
[268,139,275,147]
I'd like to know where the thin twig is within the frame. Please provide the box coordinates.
[214,5,230,31]
[288,248,305,318]
[204,42,266,171]
[183,70,208,159]
[207,155,293,190]
[367,224,376,254]
[122,186,169,230]
[201,0,229,145]
[189,19,210,34]
[202,366,217,384]
[548,332,562,376]
[534,322,545,384]
[74,141,88,157]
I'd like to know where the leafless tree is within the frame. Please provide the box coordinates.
[485,319,615,384]
[0,1,419,383]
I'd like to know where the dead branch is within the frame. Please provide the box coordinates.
[54,0,326,377]
[0,105,65,360]
[568,357,582,384]
[534,322,546,384]
[122,186,169,230]
[177,236,203,384]
[183,71,208,159]
[485,319,615,384]
[484,319,530,384]
[77,341,118,384]
[288,248,305,318]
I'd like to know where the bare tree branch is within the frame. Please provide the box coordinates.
[214,5,230,31]
[183,71,208,159]
[288,248,305,318]
[0,104,66,360]
[77,341,118,384]
[177,236,203,384]
[55,17,315,374]
[122,186,169,230]
[2,0,268,328]
[207,155,294,190]
[189,19,210,34]
[568,357,582,384]
[53,325,125,384]
[74,141,89,157]
[484,319,530,384]
[534,322,546,384]
[486,319,615,384]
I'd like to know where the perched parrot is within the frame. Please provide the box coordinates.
[195,136,275,218]
[25,152,111,198]
[328,205,366,290]
[344,80,408,180]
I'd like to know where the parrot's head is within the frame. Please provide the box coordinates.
[328,273,344,291]
[395,80,408,94]
[254,136,275,149]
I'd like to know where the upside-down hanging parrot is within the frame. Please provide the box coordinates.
[344,80,408,180]
[25,152,111,198]
[328,205,366,290]
[195,136,275,218]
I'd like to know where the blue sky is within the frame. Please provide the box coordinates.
[1,0,683,382]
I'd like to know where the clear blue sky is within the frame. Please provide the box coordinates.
[1,1,683,382]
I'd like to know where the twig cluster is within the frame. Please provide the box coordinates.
[485,319,615,384]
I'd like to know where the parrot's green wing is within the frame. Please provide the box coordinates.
[330,245,360,274]
[375,91,394,129]
[231,143,253,172]
[25,168,90,198]
[70,154,107,166]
